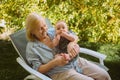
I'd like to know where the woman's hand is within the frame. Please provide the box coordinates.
[38,54,68,73]
[60,53,71,61]
[54,54,69,66]
[67,42,80,59]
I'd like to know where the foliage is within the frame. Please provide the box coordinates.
[43,0,120,43]
[79,41,120,62]
[0,0,40,30]
[0,0,120,43]
[98,43,120,62]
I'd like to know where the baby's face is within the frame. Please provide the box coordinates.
[55,22,68,34]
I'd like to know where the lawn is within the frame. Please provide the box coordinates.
[0,40,120,80]
[0,40,29,80]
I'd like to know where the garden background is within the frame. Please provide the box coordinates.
[0,0,120,80]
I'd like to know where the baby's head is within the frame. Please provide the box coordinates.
[55,21,68,33]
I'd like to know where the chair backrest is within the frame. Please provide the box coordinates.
[10,29,28,63]
[10,18,54,65]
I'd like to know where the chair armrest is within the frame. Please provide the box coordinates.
[16,57,52,80]
[80,47,107,65]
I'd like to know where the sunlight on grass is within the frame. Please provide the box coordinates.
[98,44,120,62]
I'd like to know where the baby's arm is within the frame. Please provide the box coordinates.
[53,34,60,47]
[60,31,78,43]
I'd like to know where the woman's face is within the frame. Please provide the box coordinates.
[32,19,48,40]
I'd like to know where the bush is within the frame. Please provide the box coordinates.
[0,0,120,43]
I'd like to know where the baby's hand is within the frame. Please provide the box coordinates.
[60,53,71,61]
[56,34,60,40]
[60,31,68,37]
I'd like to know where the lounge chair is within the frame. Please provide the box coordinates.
[9,19,108,80]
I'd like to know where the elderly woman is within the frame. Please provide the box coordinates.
[25,12,111,80]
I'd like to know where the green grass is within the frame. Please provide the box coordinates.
[0,40,29,80]
[0,40,120,80]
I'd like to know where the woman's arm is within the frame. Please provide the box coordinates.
[38,54,69,73]
[26,46,69,74]
[38,58,57,73]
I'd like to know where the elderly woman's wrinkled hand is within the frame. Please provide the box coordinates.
[67,42,80,59]
[54,54,69,66]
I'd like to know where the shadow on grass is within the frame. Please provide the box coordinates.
[106,61,120,80]
[0,40,29,80]
[0,40,120,80]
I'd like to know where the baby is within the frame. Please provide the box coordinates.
[53,21,78,61]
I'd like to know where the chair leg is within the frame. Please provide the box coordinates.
[24,74,42,80]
